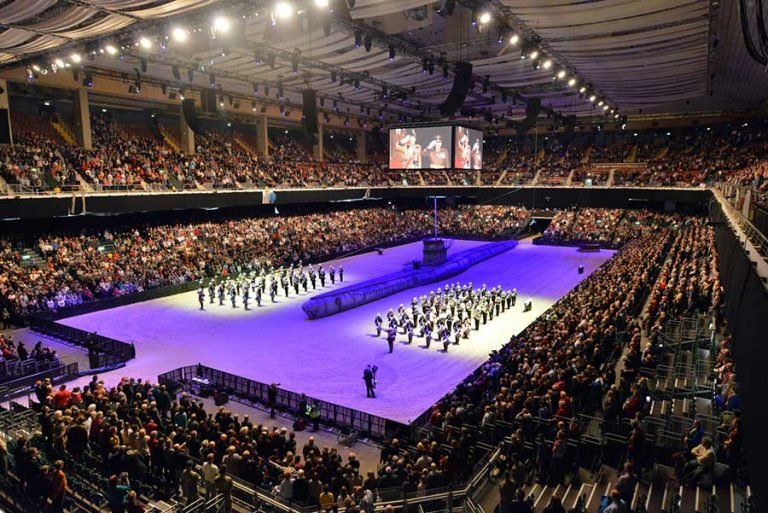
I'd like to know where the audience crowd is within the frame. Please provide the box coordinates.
[0,206,532,316]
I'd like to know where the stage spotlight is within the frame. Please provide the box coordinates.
[105,44,118,56]
[478,12,491,24]
[172,27,188,43]
[557,70,566,79]
[509,34,519,45]
[603,104,609,111]
[567,78,576,87]
[54,58,65,67]
[139,37,152,49]
[70,53,82,63]
[529,50,539,60]
[275,1,293,19]
[213,16,231,33]
[314,0,329,7]
[542,59,552,69]
[597,100,604,106]
[589,95,596,102]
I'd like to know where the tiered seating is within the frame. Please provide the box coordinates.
[0,205,534,316]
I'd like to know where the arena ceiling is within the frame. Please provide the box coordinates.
[0,0,765,124]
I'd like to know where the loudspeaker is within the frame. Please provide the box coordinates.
[182,99,201,134]
[560,115,577,146]
[202,88,217,113]
[0,109,10,145]
[439,62,473,116]
[302,89,318,134]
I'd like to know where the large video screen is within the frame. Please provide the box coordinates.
[389,126,453,169]
[454,126,483,169]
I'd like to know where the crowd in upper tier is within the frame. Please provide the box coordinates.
[0,206,528,317]
[1,109,767,194]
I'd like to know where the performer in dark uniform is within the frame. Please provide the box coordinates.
[270,280,278,302]
[329,266,336,284]
[218,283,225,306]
[386,327,396,353]
[255,286,262,307]
[243,288,250,310]
[363,366,376,398]
[339,266,344,282]
[319,266,326,287]
[208,282,215,304]
[309,267,317,289]
[198,287,206,310]
[374,313,383,337]
[229,285,237,308]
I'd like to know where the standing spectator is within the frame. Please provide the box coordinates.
[202,453,219,500]
[125,490,146,513]
[107,473,130,513]
[214,465,234,513]
[181,461,201,503]
[49,460,68,513]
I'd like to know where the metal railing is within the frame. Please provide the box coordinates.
[28,316,134,368]
[714,184,768,266]
[158,365,394,440]
[0,362,79,407]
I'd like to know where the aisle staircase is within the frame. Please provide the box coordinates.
[234,135,258,157]
[51,119,76,145]
[582,146,593,164]
[535,147,545,164]
[19,247,46,268]
[654,147,670,161]
[531,167,543,185]
[0,175,9,195]
[607,168,616,187]
[159,125,181,152]
[565,169,575,186]
[495,147,510,167]
[626,144,638,163]
[495,169,508,186]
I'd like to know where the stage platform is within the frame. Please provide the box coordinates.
[57,239,614,425]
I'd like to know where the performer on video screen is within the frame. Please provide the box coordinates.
[423,134,449,168]
[395,130,420,169]
[456,128,471,168]
[471,138,482,169]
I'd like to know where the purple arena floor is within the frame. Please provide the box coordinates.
[59,239,614,425]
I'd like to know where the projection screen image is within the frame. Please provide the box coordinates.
[389,126,454,169]
[454,126,484,169]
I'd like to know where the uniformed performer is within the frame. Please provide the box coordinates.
[374,313,383,337]
[309,267,317,289]
[329,266,336,285]
[198,287,206,310]
[229,284,237,308]
[218,283,225,306]
[208,281,216,304]
[339,266,344,282]
[319,266,326,287]
[386,326,396,353]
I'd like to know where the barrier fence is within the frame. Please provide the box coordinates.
[158,365,401,441]
[28,316,134,368]
[0,362,80,406]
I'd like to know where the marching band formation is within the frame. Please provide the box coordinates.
[374,282,518,353]
[195,263,344,311]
